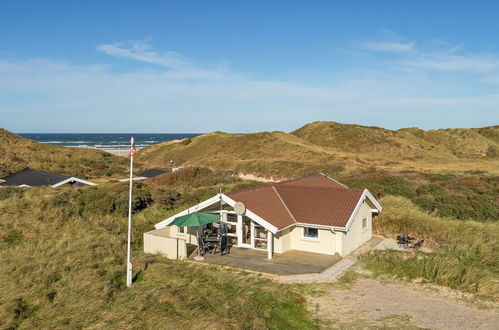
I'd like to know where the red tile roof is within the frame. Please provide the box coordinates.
[276,173,348,189]
[228,174,365,230]
[229,186,295,229]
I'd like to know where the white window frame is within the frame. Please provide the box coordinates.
[302,227,320,241]
[362,217,368,232]
[253,224,268,250]
[178,226,185,235]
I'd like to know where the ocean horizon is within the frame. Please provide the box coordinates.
[18,133,202,150]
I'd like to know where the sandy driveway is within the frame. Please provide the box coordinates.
[308,278,499,329]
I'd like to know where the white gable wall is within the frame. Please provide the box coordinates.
[341,200,373,256]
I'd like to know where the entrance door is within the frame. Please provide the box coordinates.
[240,217,252,247]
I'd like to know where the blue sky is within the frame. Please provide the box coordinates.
[1,1,498,132]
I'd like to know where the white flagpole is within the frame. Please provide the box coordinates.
[126,137,134,287]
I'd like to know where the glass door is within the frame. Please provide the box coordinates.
[240,216,252,247]
[224,213,239,246]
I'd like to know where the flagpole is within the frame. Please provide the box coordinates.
[126,137,134,287]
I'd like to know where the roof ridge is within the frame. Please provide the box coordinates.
[277,185,362,192]
[319,172,349,188]
[272,186,297,224]
[227,183,275,195]
[229,173,350,195]
[275,173,323,185]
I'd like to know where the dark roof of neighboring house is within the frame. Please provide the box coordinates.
[228,174,366,229]
[138,168,168,178]
[0,168,69,187]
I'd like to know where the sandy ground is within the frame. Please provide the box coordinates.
[237,173,278,182]
[101,148,129,156]
[308,277,499,329]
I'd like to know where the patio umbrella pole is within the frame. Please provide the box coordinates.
[194,226,204,261]
[171,211,218,262]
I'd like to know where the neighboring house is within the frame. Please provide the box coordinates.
[146,173,382,260]
[118,168,168,182]
[0,168,97,188]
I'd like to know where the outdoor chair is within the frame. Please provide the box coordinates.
[213,235,231,255]
[396,233,415,248]
[197,236,213,256]
[411,239,425,250]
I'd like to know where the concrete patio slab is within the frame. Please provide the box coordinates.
[191,247,341,275]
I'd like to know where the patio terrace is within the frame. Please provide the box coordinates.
[189,247,341,275]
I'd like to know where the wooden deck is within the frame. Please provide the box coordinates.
[190,247,341,275]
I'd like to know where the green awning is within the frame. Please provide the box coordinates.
[171,212,220,227]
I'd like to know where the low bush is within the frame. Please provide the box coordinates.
[341,174,415,199]
[151,167,237,188]
[413,176,498,222]
[51,183,153,218]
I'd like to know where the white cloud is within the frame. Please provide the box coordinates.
[362,41,415,53]
[1,39,498,132]
[97,39,187,69]
[96,39,239,81]
[399,53,499,73]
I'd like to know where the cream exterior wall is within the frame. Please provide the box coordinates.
[291,226,338,255]
[274,226,340,255]
[273,228,292,253]
[341,200,373,256]
[143,229,188,260]
[272,200,374,256]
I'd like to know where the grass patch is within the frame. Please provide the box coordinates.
[294,269,361,298]
[0,128,129,178]
[0,184,316,329]
[364,196,499,300]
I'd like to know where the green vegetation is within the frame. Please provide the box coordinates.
[413,175,498,221]
[361,196,499,300]
[0,128,128,178]
[138,122,498,182]
[341,172,498,222]
[1,122,498,326]
[0,184,315,329]
[293,121,499,159]
[138,130,348,179]
[342,174,415,199]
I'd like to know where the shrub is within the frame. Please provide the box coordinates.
[151,167,236,188]
[70,184,152,217]
[342,174,415,199]
[414,179,498,222]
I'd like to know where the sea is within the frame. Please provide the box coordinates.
[18,133,202,150]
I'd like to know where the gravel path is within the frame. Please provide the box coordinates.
[310,278,499,329]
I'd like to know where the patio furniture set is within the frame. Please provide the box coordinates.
[396,233,425,250]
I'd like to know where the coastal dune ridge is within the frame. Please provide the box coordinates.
[18,133,201,156]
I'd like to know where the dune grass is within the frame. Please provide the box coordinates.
[342,172,498,222]
[361,196,499,300]
[0,128,129,178]
[0,185,315,329]
[137,122,499,181]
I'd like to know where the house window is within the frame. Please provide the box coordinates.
[178,226,185,234]
[362,217,368,231]
[303,227,319,239]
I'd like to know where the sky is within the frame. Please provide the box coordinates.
[1,0,498,133]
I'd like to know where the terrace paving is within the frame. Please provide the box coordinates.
[191,247,341,275]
